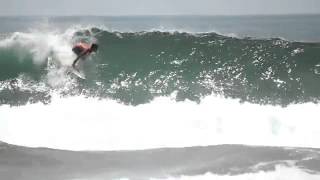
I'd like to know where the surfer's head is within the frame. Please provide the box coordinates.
[90,43,99,52]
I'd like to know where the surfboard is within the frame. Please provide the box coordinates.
[69,67,86,79]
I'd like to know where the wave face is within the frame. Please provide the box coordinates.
[1,28,320,106]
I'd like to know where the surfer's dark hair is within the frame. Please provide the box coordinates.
[91,43,98,52]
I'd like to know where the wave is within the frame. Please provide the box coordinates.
[1,27,320,106]
[1,27,320,151]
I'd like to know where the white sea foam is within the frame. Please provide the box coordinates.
[67,166,320,180]
[149,166,320,180]
[0,93,320,151]
[0,27,85,87]
[0,30,76,66]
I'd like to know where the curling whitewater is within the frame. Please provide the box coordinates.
[1,93,320,151]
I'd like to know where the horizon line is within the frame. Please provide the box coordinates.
[0,13,320,17]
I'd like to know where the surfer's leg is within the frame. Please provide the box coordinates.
[72,58,79,68]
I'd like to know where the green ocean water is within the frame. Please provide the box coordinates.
[0,16,320,106]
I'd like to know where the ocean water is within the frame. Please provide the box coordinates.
[1,15,320,180]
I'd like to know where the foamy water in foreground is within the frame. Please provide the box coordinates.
[1,93,319,151]
[66,166,320,180]
[149,166,320,180]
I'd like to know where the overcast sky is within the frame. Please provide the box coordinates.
[1,0,320,16]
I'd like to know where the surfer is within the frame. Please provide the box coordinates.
[72,42,98,69]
